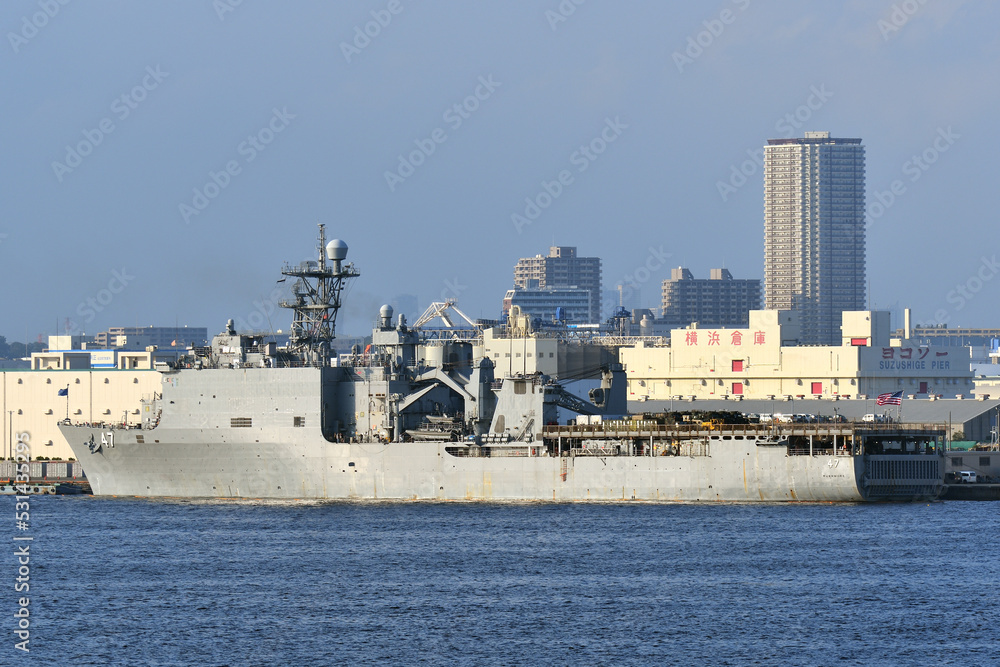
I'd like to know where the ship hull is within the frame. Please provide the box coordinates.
[61,425,940,502]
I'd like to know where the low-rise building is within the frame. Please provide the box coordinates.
[30,335,184,371]
[502,286,594,324]
[2,368,160,460]
[903,326,1000,363]
[0,335,181,460]
[621,310,974,400]
[93,326,208,349]
[973,363,1000,399]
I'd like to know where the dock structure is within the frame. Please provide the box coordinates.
[942,484,1000,500]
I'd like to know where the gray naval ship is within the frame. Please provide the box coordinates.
[61,226,945,502]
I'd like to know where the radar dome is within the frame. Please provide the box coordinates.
[380,304,394,318]
[326,239,348,261]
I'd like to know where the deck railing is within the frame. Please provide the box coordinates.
[542,422,946,438]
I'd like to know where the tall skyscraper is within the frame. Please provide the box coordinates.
[764,131,866,345]
[513,246,602,322]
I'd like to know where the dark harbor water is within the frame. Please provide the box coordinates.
[5,498,999,666]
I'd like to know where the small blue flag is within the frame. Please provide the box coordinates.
[57,387,69,397]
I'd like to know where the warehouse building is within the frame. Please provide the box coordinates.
[620,310,974,401]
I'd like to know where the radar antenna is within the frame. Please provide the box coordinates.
[278,224,359,364]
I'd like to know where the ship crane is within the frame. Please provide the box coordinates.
[278,224,359,365]
[412,299,478,329]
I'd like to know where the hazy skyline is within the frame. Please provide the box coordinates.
[3,0,997,341]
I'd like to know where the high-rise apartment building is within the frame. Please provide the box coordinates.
[764,131,866,345]
[660,268,761,328]
[513,247,602,322]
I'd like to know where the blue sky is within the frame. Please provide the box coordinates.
[2,0,997,341]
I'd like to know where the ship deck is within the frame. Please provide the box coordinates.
[543,421,946,438]
[540,422,946,458]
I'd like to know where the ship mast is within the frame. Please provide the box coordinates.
[279,224,359,365]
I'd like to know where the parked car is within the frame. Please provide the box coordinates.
[862,413,890,423]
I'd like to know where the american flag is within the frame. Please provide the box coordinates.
[875,391,903,406]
